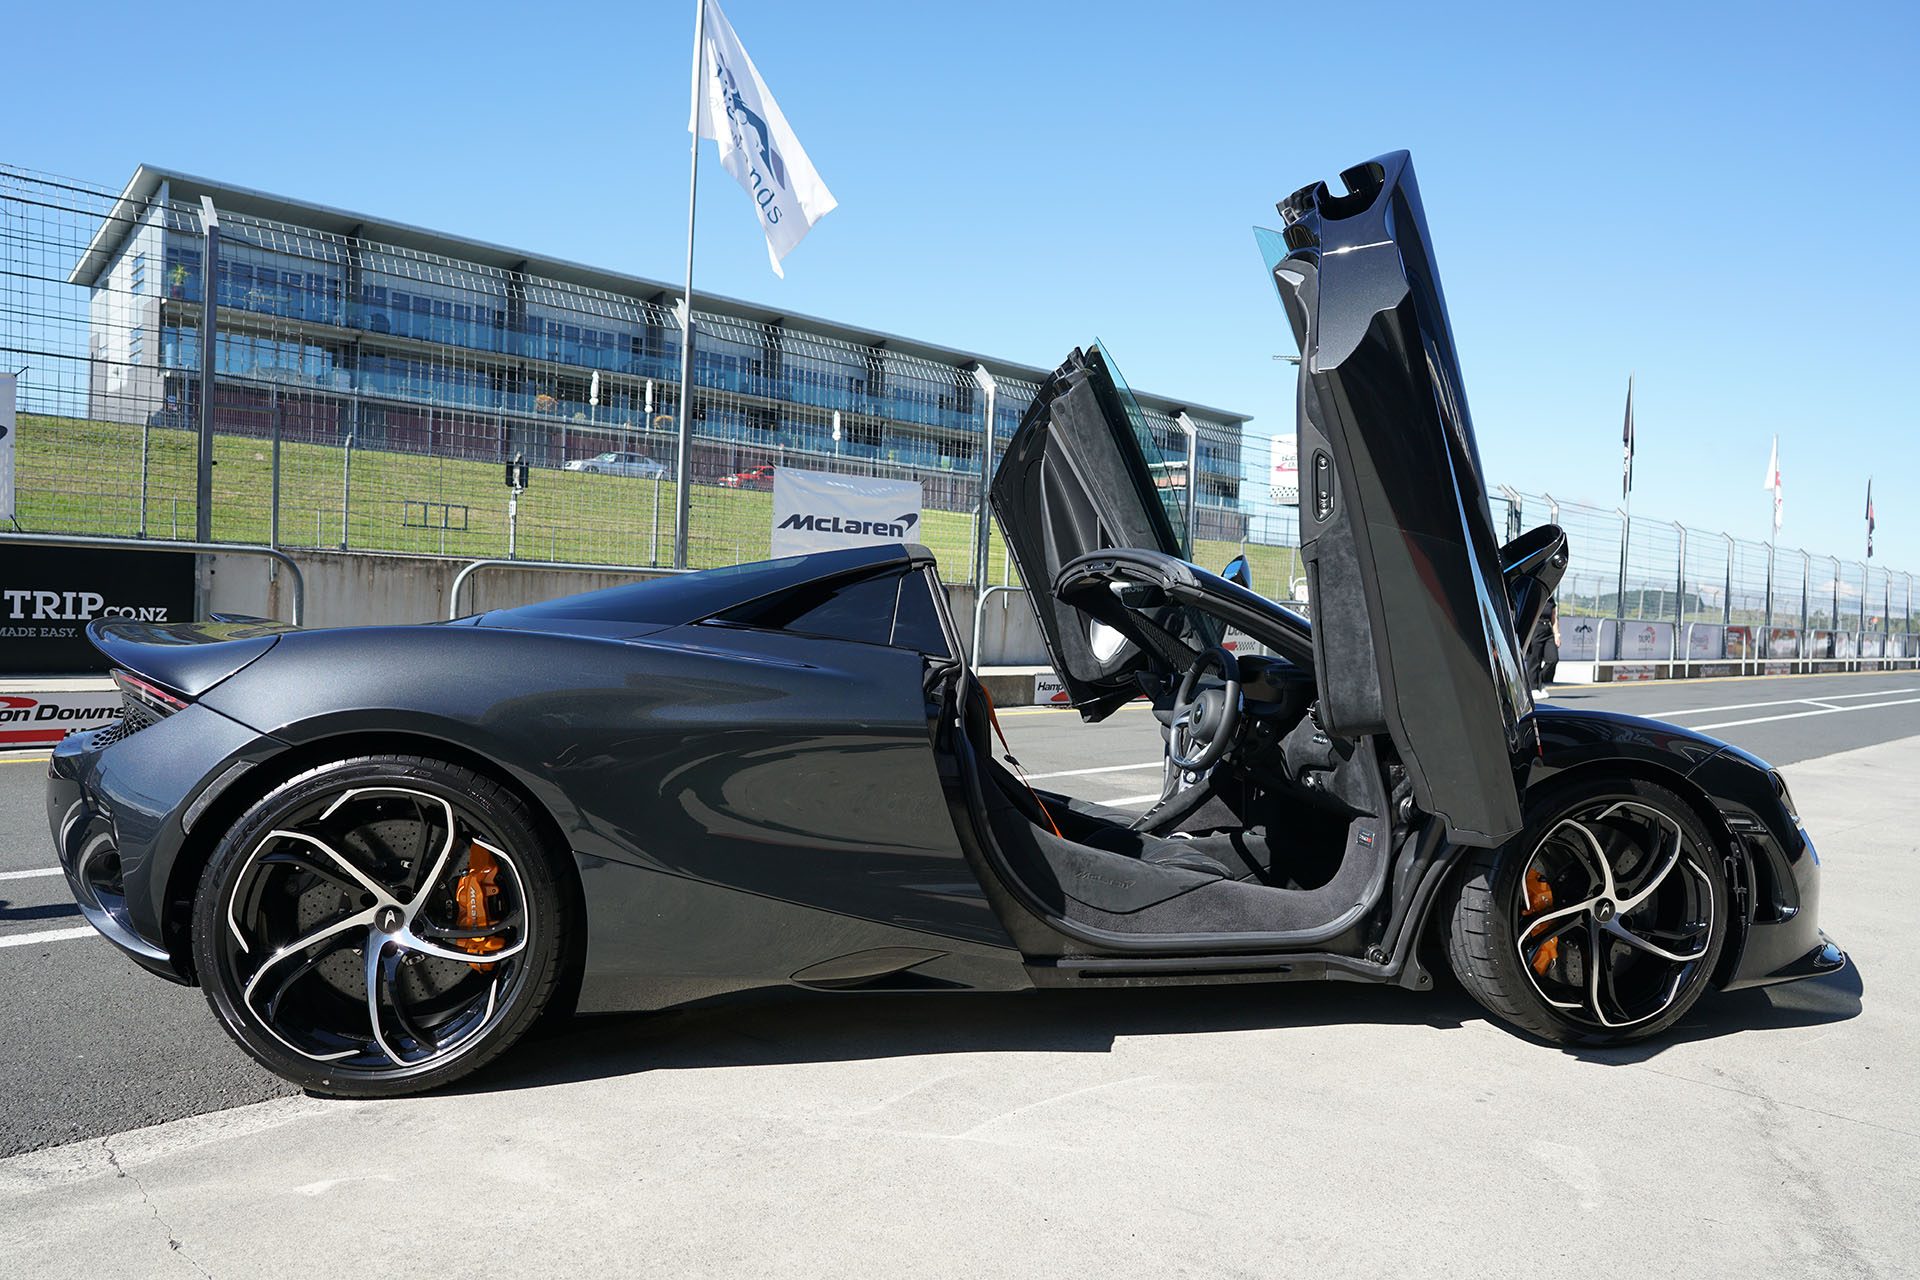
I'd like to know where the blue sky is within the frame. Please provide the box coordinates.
[12,0,1917,566]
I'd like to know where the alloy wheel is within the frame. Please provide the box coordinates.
[217,785,534,1072]
[1514,799,1718,1029]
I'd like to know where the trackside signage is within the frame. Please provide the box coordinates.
[1,547,196,674]
[0,688,122,751]
[771,467,923,558]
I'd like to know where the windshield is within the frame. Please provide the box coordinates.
[1091,341,1189,554]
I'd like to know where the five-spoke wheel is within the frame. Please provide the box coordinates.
[1445,778,1727,1044]
[193,755,567,1096]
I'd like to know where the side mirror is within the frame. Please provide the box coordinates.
[1222,555,1252,589]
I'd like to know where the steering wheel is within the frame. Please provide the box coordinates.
[1169,645,1243,772]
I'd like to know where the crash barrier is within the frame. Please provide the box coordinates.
[448,557,691,620]
[1588,616,1919,680]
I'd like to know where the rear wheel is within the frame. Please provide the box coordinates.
[1444,777,1727,1044]
[191,754,569,1096]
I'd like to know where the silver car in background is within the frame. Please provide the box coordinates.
[562,451,669,478]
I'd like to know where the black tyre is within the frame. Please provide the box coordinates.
[191,754,570,1097]
[1444,777,1728,1045]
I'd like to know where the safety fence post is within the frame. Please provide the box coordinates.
[970,365,997,594]
[1672,522,1686,631]
[1800,551,1811,670]
[194,196,220,544]
[1613,507,1629,658]
[1721,535,1734,626]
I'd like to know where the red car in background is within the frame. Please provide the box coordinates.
[720,465,776,490]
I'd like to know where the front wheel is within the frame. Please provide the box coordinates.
[191,754,570,1096]
[1444,777,1728,1044]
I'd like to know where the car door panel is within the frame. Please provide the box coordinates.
[1261,152,1528,847]
[989,346,1188,718]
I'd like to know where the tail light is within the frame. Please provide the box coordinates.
[108,670,190,742]
[1769,770,1800,825]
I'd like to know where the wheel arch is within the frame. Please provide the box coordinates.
[160,727,588,1010]
[1421,755,1750,990]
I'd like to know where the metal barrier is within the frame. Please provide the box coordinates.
[448,557,691,620]
[0,532,305,626]
[1599,620,1920,679]
[971,584,1030,668]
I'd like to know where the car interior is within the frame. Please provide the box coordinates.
[909,526,1565,955]
[927,581,1397,951]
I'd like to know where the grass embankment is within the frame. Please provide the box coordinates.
[12,413,1301,594]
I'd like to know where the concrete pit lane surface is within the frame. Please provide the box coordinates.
[1,671,1914,1278]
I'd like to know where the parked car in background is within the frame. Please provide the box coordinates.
[563,451,668,478]
[720,465,775,490]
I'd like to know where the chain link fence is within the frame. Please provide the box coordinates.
[4,162,1914,658]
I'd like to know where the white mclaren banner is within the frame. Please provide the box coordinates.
[771,467,922,558]
[0,373,16,524]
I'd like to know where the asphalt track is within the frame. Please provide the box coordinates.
[995,668,1920,813]
[0,669,1914,1275]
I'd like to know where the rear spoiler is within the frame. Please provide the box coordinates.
[87,615,295,697]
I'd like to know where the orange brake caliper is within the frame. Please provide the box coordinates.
[1522,868,1559,975]
[452,843,506,972]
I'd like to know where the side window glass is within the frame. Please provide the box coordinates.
[892,571,951,656]
[719,572,904,647]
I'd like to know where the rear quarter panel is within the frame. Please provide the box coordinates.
[198,623,1013,988]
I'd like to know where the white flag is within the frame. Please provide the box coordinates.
[691,0,838,277]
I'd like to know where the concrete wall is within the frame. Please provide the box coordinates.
[204,550,1056,667]
[968,586,1051,666]
[206,550,672,627]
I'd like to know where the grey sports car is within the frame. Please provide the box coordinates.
[47,151,1842,1096]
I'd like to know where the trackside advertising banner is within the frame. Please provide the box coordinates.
[0,687,122,751]
[2,547,196,674]
[771,467,923,558]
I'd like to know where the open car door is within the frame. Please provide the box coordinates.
[989,345,1194,720]
[1259,151,1530,847]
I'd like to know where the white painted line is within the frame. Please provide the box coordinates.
[1690,696,1920,733]
[1647,687,1916,719]
[1025,761,1162,781]
[1107,792,1166,807]
[0,925,96,950]
[0,867,63,882]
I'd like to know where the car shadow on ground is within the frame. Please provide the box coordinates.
[459,961,1866,1096]
[1563,961,1865,1066]
[0,898,81,924]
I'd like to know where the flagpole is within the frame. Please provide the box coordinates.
[1764,435,1776,632]
[672,0,707,570]
[1613,375,1632,660]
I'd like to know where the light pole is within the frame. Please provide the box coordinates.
[1175,411,1202,559]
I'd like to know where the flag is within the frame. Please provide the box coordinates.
[1620,375,1635,499]
[1866,478,1876,558]
[1763,435,1782,536]
[691,0,838,277]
